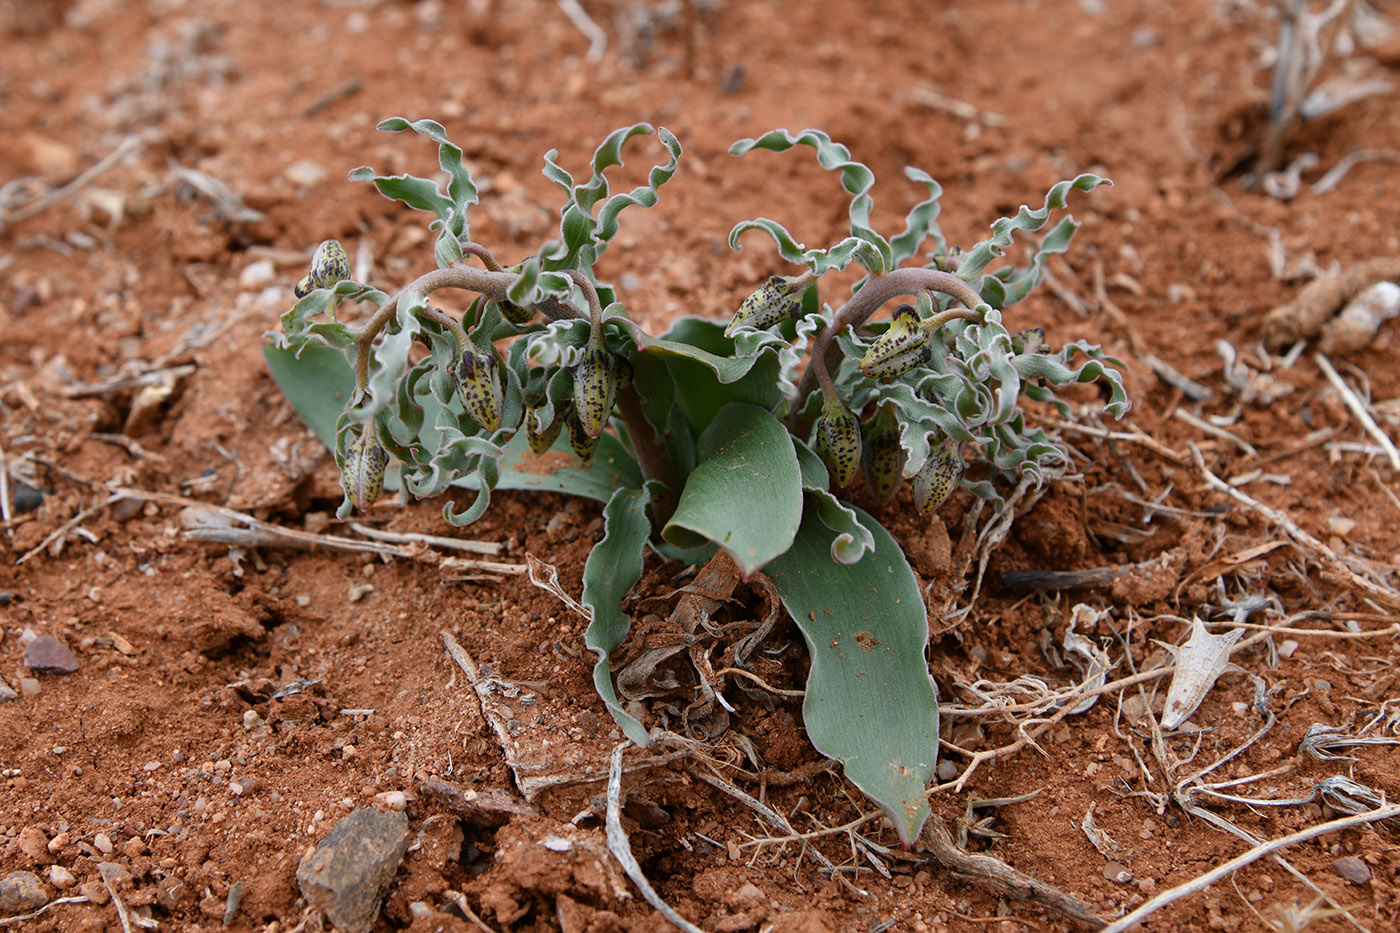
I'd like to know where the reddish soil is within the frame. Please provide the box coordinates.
[3,1,1400,930]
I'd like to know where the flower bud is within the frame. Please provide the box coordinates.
[724,274,806,337]
[572,344,630,438]
[859,304,931,381]
[913,437,963,514]
[563,405,598,463]
[525,403,564,455]
[1011,327,1048,356]
[295,239,351,297]
[454,348,504,433]
[340,428,389,512]
[498,299,534,326]
[861,404,906,504]
[813,398,862,489]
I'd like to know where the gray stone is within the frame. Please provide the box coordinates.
[296,808,408,933]
[24,636,79,675]
[1332,856,1372,885]
[0,870,49,914]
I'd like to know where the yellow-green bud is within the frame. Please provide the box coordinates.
[813,398,862,489]
[563,405,598,463]
[526,403,564,455]
[498,299,534,326]
[1011,327,1048,355]
[913,437,962,514]
[454,349,504,433]
[340,428,389,512]
[859,304,932,381]
[724,274,806,337]
[572,344,630,438]
[295,239,351,298]
[861,404,906,504]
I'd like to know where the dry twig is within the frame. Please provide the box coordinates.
[1316,352,1400,469]
[1102,804,1400,933]
[1191,446,1400,608]
[606,744,706,933]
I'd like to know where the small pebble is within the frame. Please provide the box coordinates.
[46,831,69,854]
[1278,639,1299,659]
[46,865,76,890]
[374,791,407,811]
[23,636,80,675]
[243,709,264,731]
[0,870,48,913]
[1102,862,1133,883]
[1333,856,1372,885]
[17,827,49,864]
[78,879,109,905]
[238,260,276,289]
[229,778,258,797]
[92,833,113,855]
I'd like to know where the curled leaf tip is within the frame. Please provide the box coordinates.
[859,304,932,380]
[340,428,389,512]
[725,274,806,337]
[454,348,504,433]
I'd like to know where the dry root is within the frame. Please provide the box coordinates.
[1262,256,1400,351]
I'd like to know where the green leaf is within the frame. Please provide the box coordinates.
[958,173,1111,295]
[730,129,892,274]
[634,317,786,433]
[263,343,357,452]
[662,403,801,578]
[793,440,876,564]
[889,166,947,267]
[583,485,653,746]
[765,506,938,846]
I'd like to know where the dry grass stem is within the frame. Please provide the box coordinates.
[1174,408,1258,456]
[1316,352,1400,469]
[607,744,707,933]
[0,135,141,226]
[1190,446,1400,608]
[1101,804,1400,933]
[348,521,502,555]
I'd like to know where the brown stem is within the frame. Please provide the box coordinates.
[616,386,678,529]
[354,265,585,389]
[788,267,985,434]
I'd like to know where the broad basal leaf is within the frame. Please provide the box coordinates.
[662,403,801,578]
[765,506,939,846]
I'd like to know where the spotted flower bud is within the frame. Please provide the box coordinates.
[526,403,564,455]
[563,405,598,463]
[859,304,932,381]
[813,398,862,489]
[724,274,806,337]
[340,427,389,512]
[498,299,534,326]
[572,344,631,438]
[861,404,906,504]
[913,437,963,514]
[295,239,351,298]
[454,348,504,433]
[1011,327,1048,356]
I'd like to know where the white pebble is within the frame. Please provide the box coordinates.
[238,260,275,289]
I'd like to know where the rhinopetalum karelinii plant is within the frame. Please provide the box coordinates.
[265,120,1129,845]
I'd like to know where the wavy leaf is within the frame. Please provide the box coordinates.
[583,485,653,746]
[730,129,892,274]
